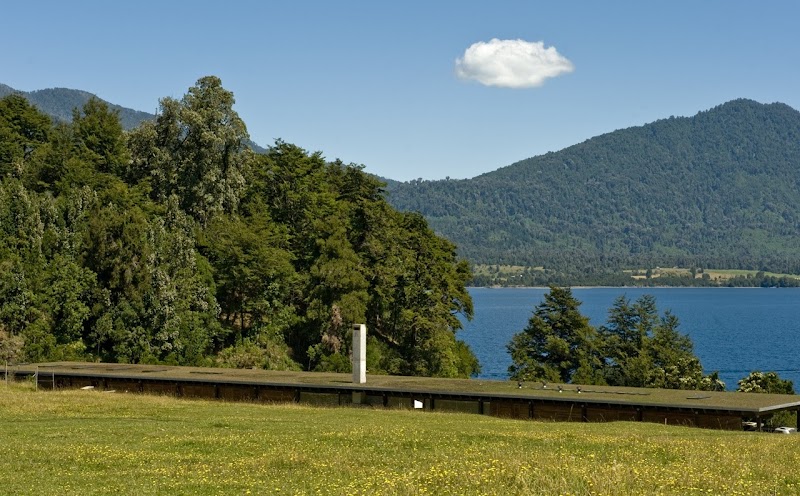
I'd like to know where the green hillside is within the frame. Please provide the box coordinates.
[386,99,800,284]
[1,83,154,130]
[0,83,267,152]
[9,83,794,286]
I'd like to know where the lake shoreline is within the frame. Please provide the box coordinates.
[460,287,800,390]
[471,285,797,290]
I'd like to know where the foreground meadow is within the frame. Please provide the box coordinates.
[1,383,798,495]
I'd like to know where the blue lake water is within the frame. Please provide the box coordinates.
[458,287,800,390]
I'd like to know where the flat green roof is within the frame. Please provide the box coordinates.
[17,362,800,415]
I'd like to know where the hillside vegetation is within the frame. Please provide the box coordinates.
[0,83,154,130]
[0,82,269,153]
[0,77,477,377]
[1,384,799,495]
[386,99,800,285]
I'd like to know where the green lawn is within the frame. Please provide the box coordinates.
[2,383,800,495]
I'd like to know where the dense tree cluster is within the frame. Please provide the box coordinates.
[508,287,725,391]
[386,99,800,284]
[0,77,479,378]
[737,371,796,427]
[737,371,795,394]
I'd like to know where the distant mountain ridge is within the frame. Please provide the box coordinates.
[0,83,154,130]
[6,83,799,279]
[0,83,266,152]
[385,99,800,279]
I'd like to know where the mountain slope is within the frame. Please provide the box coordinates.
[1,84,155,129]
[0,83,267,152]
[0,84,16,98]
[27,87,156,130]
[386,99,800,276]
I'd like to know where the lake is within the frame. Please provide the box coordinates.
[458,287,800,390]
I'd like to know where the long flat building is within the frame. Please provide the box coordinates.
[12,362,800,431]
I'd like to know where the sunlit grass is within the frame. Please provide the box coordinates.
[703,268,800,281]
[628,267,800,282]
[1,382,799,495]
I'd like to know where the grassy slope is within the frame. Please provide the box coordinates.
[1,383,799,495]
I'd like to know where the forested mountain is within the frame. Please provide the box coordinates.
[386,99,800,282]
[0,83,268,153]
[0,83,154,130]
[0,77,478,377]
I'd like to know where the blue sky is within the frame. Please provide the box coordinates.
[2,1,798,181]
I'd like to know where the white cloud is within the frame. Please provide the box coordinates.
[455,38,574,89]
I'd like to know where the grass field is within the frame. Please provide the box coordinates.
[2,382,799,495]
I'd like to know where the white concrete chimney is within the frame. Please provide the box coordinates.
[352,323,366,384]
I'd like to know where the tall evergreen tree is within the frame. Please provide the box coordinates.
[507,286,600,383]
[599,294,724,390]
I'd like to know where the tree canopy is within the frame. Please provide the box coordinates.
[737,371,795,394]
[508,287,725,391]
[507,286,600,383]
[0,78,479,378]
